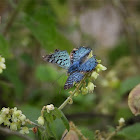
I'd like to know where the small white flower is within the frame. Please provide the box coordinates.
[19,127,29,134]
[3,118,11,126]
[91,71,99,80]
[46,104,54,113]
[13,110,22,117]
[19,114,26,125]
[1,107,9,115]
[1,58,5,63]
[118,118,125,126]
[10,122,17,131]
[96,64,107,72]
[0,56,6,74]
[87,82,95,93]
[37,116,44,126]
[0,63,6,69]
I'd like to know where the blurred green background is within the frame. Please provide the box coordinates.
[0,0,140,140]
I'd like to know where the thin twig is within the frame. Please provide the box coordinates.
[0,126,33,140]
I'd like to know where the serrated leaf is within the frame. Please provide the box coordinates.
[0,34,11,58]
[118,123,140,140]
[119,75,140,96]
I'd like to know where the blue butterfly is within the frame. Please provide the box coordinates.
[43,47,98,90]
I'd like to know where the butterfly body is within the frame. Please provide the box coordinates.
[43,46,98,90]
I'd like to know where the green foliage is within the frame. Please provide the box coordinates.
[23,7,73,52]
[118,123,140,140]
[119,75,140,96]
[38,108,69,140]
[79,127,95,140]
[0,34,11,58]
[35,64,59,82]
[3,59,25,101]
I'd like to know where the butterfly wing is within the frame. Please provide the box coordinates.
[70,47,91,64]
[78,56,98,72]
[64,72,84,90]
[43,50,70,69]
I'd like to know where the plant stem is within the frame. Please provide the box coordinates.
[58,77,85,110]
[0,126,33,140]
[106,125,122,140]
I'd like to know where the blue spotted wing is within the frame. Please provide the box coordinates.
[70,47,91,64]
[78,56,98,72]
[43,49,70,69]
[64,72,84,90]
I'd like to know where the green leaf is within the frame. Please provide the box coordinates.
[0,34,11,58]
[38,128,49,140]
[23,7,73,52]
[118,123,140,140]
[49,118,66,140]
[52,107,62,118]
[59,110,70,131]
[44,112,54,123]
[119,75,140,96]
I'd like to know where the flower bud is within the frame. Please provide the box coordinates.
[46,104,54,113]
[0,63,6,69]
[118,118,125,126]
[13,110,22,117]
[87,82,95,93]
[91,71,99,80]
[37,116,44,126]
[19,127,29,134]
[96,64,107,72]
[0,56,6,74]
[10,122,17,131]
[1,107,9,115]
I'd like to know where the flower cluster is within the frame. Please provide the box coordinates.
[0,56,6,74]
[73,58,107,96]
[0,107,29,134]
